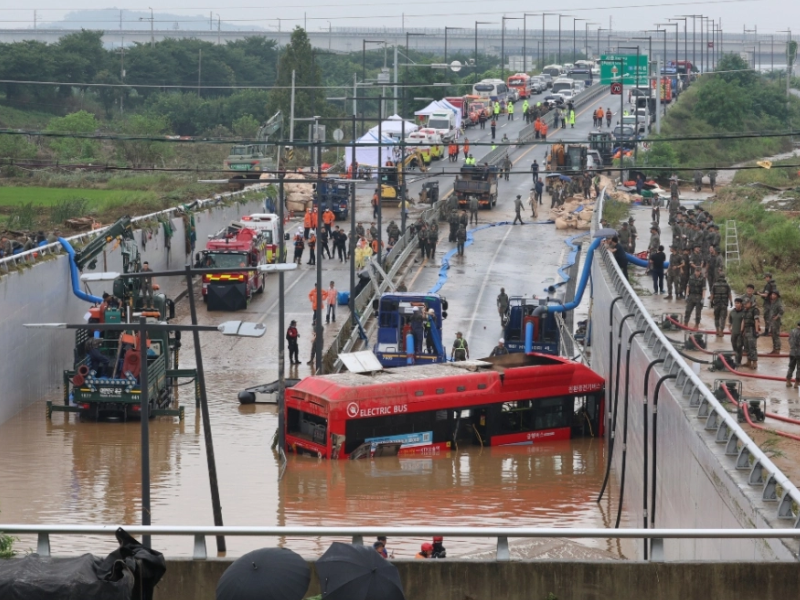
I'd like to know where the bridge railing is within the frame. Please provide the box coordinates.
[3,524,800,561]
[593,190,800,530]
[0,184,269,274]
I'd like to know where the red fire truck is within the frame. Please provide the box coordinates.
[284,353,605,459]
[199,224,267,310]
[239,213,284,263]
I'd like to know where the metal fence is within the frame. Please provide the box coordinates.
[593,191,800,530]
[4,523,800,562]
[0,184,269,274]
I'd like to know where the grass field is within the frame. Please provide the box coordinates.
[0,186,159,209]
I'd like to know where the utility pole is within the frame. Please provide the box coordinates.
[139,7,155,48]
[197,49,202,97]
[289,70,296,143]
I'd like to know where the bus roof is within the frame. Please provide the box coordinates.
[290,353,605,412]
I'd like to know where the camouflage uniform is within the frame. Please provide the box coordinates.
[742,305,760,364]
[787,326,800,385]
[711,276,732,335]
[684,274,705,326]
[728,306,746,365]
[769,297,784,353]
[666,252,683,299]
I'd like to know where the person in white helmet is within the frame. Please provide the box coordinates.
[490,338,509,357]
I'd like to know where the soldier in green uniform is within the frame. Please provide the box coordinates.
[456,224,466,256]
[711,273,732,337]
[705,246,720,292]
[742,298,761,369]
[665,245,682,300]
[617,222,631,254]
[728,298,746,365]
[418,224,429,259]
[628,217,637,253]
[684,267,706,327]
[767,290,784,354]
[428,221,439,257]
[448,210,459,242]
[787,321,800,387]
[678,247,691,298]
[497,287,509,324]
[759,273,777,334]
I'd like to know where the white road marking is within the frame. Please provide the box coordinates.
[465,224,514,342]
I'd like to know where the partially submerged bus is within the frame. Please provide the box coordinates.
[285,352,605,459]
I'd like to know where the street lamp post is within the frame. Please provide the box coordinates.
[502,16,523,80]
[679,15,701,76]
[557,14,570,65]
[474,21,493,84]
[744,26,757,70]
[572,18,586,63]
[597,28,610,56]
[522,13,541,73]
[669,17,688,85]
[541,14,558,68]
[658,22,678,72]
[445,27,467,65]
[585,22,598,59]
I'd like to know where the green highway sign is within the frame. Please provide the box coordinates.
[600,54,649,85]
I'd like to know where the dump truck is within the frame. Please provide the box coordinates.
[454,165,499,209]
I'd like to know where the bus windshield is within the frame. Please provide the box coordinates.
[473,84,494,92]
[568,70,592,83]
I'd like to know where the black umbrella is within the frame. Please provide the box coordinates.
[216,547,310,600]
[316,542,405,600]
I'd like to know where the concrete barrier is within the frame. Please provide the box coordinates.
[590,248,798,560]
[0,196,268,425]
[151,558,800,600]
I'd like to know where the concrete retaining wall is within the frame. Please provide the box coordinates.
[0,198,267,425]
[590,250,796,560]
[152,559,800,600]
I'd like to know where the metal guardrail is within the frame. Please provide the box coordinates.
[0,184,269,274]
[4,524,800,562]
[593,191,800,530]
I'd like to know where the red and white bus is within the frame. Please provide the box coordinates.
[285,353,605,459]
[507,73,532,99]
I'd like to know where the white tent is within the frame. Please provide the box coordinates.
[413,100,462,130]
[344,130,397,173]
[367,115,418,140]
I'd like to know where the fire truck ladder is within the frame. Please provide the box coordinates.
[724,220,740,268]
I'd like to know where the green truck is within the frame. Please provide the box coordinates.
[47,217,197,421]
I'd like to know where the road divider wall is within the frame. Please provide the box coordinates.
[0,190,270,425]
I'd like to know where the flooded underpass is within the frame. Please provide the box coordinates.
[0,106,634,560]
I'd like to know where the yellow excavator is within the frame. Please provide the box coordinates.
[380,149,428,202]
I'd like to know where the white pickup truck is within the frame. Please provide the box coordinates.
[426,111,457,142]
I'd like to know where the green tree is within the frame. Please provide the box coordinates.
[45,110,100,160]
[232,114,260,139]
[116,113,173,167]
[0,40,56,107]
[268,28,329,140]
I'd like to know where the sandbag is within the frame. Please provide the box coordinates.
[555,217,569,229]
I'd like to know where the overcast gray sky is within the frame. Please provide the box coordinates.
[0,1,795,35]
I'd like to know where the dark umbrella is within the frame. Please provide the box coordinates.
[216,547,310,600]
[316,542,405,600]
[594,228,618,238]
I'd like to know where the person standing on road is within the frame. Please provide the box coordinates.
[479,111,487,130]
[303,208,313,239]
[684,267,705,327]
[693,170,703,192]
[468,196,479,226]
[326,280,337,324]
[497,287,509,324]
[711,273,733,337]
[605,108,612,128]
[319,227,332,259]
[141,261,154,306]
[502,155,512,182]
[569,108,576,128]
[535,177,544,206]
[463,138,470,159]
[767,290,784,355]
[322,208,335,236]
[456,224,467,256]
[728,298,746,365]
[309,284,324,327]
[307,231,316,265]
[531,159,539,183]
[493,101,501,120]
[286,320,300,364]
[617,222,631,254]
[649,245,666,295]
[451,332,469,361]
[513,195,525,225]
[786,321,800,387]
[665,245,682,300]
[758,273,777,334]
[490,118,497,141]
[534,117,542,139]
[742,297,761,369]
[709,168,718,192]
[609,237,628,280]
[651,194,662,224]
[540,122,548,141]
[507,101,514,120]
[293,234,305,265]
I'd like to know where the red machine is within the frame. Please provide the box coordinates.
[284,353,605,459]
[199,224,267,310]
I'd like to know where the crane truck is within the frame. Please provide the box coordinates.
[224,111,283,187]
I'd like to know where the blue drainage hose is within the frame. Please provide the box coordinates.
[59,237,103,304]
[427,220,554,294]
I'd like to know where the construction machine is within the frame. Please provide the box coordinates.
[380,150,428,202]
[224,111,283,186]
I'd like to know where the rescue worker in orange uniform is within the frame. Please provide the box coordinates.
[322,208,335,236]
[309,285,326,326]
[415,543,433,559]
[540,122,549,141]
[462,139,470,159]
[303,208,313,239]
[534,117,542,139]
[311,207,319,230]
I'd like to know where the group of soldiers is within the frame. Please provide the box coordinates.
[446,208,468,256]
[413,217,440,260]
[548,172,598,209]
[693,169,718,192]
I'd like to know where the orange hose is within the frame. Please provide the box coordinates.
[667,315,788,338]
[720,382,800,442]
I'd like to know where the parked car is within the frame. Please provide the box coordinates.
[531,77,546,94]
[622,114,646,135]
[540,74,553,88]
[613,124,638,149]
[557,90,575,103]
[508,87,520,102]
[542,94,565,108]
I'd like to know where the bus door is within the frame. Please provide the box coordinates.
[572,392,604,437]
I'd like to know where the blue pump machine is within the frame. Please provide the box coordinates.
[373,292,447,368]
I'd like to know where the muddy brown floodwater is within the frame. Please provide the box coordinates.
[0,375,626,559]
